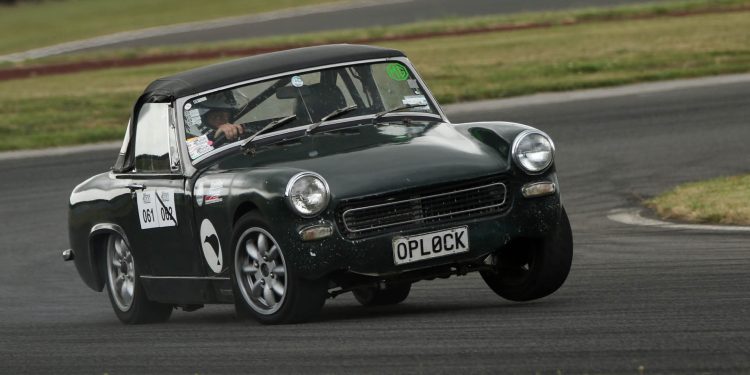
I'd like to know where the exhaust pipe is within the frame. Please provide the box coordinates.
[62,249,74,261]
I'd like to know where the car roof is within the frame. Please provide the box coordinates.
[141,44,405,101]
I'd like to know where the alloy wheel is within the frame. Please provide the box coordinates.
[107,236,135,311]
[235,228,287,315]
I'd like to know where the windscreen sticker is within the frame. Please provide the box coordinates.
[386,63,409,81]
[136,189,177,229]
[184,103,193,110]
[200,219,223,274]
[185,109,202,126]
[291,75,304,87]
[193,96,207,104]
[402,95,428,107]
[408,79,422,95]
[186,134,214,159]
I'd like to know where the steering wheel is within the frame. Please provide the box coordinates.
[209,124,257,147]
[208,129,227,147]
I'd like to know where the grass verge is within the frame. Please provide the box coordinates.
[0,1,749,151]
[0,0,339,55]
[647,175,750,225]
[10,0,750,68]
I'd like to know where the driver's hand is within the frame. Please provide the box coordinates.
[214,123,244,141]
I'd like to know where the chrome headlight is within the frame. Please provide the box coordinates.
[512,130,555,174]
[285,172,330,217]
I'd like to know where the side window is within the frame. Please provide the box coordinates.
[134,103,172,173]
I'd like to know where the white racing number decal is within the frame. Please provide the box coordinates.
[136,189,177,229]
[200,219,223,274]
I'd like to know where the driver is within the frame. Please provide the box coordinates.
[205,107,243,141]
[195,97,244,142]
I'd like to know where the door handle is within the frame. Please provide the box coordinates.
[127,183,146,191]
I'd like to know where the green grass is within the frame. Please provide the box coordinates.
[0,94,133,150]
[647,175,750,225]
[0,59,212,150]
[1,2,749,151]
[15,0,749,67]
[0,0,339,55]
[402,11,750,103]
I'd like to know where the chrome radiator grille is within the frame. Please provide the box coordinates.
[336,176,509,238]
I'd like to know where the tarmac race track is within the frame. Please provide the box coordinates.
[79,0,671,52]
[0,79,748,374]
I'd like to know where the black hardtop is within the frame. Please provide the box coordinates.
[142,44,405,101]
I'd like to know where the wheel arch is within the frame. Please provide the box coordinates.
[233,201,260,227]
[87,223,130,292]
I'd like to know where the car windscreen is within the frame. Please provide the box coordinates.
[181,61,439,160]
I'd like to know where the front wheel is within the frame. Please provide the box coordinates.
[480,206,573,302]
[231,213,327,324]
[104,235,172,324]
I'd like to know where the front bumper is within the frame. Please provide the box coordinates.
[277,191,562,280]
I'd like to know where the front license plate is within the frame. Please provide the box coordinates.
[392,226,469,265]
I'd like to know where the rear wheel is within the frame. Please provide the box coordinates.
[231,213,327,324]
[353,283,412,306]
[481,207,573,302]
[104,235,172,324]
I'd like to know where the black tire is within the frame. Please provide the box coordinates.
[103,235,172,324]
[353,283,412,306]
[480,206,573,302]
[231,212,327,324]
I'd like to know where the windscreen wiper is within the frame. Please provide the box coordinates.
[307,105,358,134]
[372,103,425,123]
[240,114,296,149]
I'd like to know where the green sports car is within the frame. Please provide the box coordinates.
[65,44,573,324]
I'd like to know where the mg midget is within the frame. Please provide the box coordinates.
[65,44,573,324]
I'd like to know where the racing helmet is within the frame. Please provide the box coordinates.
[185,94,239,134]
[195,95,238,118]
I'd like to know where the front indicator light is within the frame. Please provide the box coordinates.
[299,224,334,241]
[521,182,556,198]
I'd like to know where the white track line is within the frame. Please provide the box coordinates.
[0,0,413,63]
[0,142,120,161]
[607,208,750,232]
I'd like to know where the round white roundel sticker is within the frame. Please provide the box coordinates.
[291,75,304,87]
[200,219,223,274]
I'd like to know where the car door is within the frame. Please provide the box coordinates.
[116,102,202,277]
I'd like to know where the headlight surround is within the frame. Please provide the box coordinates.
[512,130,555,174]
[285,172,330,217]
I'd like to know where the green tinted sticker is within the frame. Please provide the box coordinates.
[386,63,409,81]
